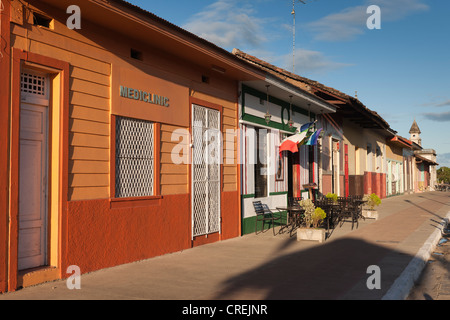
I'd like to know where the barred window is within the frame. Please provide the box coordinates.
[115,117,154,198]
[21,72,46,96]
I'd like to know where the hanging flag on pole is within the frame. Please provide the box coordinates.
[300,121,315,133]
[278,130,308,155]
[297,121,316,146]
[305,128,323,146]
[279,121,317,155]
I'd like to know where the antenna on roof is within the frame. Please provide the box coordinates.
[291,0,315,74]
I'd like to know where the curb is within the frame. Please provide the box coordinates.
[382,211,450,300]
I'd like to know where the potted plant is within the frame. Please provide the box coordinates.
[325,192,338,204]
[362,193,381,220]
[312,207,327,229]
[297,199,327,243]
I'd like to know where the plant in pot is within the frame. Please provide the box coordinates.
[297,199,327,243]
[325,192,338,204]
[362,193,381,220]
[298,199,315,228]
[312,207,327,229]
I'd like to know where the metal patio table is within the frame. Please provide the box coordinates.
[276,206,305,237]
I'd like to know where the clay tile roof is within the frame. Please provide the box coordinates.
[232,48,351,100]
[232,48,395,133]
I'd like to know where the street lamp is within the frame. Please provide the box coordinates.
[288,95,294,128]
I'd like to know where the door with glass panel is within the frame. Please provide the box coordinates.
[191,104,221,238]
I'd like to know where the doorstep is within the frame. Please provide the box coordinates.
[18,266,60,288]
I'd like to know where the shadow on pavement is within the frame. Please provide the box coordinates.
[212,237,418,300]
[417,193,450,207]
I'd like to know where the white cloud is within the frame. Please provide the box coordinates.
[280,49,353,74]
[182,0,267,49]
[308,6,367,42]
[307,0,429,42]
[182,0,352,75]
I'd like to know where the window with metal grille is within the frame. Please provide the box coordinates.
[115,117,154,198]
[21,73,46,96]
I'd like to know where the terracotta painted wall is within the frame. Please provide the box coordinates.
[65,193,240,275]
[322,174,332,196]
[381,174,386,198]
[221,191,240,239]
[65,194,191,274]
[364,172,372,195]
[364,172,386,199]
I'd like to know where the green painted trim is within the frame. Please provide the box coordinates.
[241,212,288,235]
[241,84,316,132]
[269,191,288,196]
[241,114,296,132]
[242,194,256,199]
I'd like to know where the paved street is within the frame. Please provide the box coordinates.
[407,230,450,300]
[0,191,449,301]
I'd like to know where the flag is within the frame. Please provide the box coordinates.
[279,131,308,155]
[300,121,315,133]
[278,121,317,155]
[305,128,323,146]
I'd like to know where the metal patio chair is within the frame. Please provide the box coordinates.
[337,197,359,230]
[253,201,282,236]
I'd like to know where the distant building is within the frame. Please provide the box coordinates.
[408,120,438,191]
[409,119,422,146]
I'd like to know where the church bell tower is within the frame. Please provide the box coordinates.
[409,119,421,146]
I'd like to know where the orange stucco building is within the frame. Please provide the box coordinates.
[0,0,266,292]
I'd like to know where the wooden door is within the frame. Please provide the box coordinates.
[18,78,49,270]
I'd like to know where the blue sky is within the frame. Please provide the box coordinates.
[128,0,450,167]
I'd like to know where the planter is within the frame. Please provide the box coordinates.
[362,209,378,220]
[297,228,326,243]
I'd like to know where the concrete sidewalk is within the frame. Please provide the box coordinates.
[1,191,449,300]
